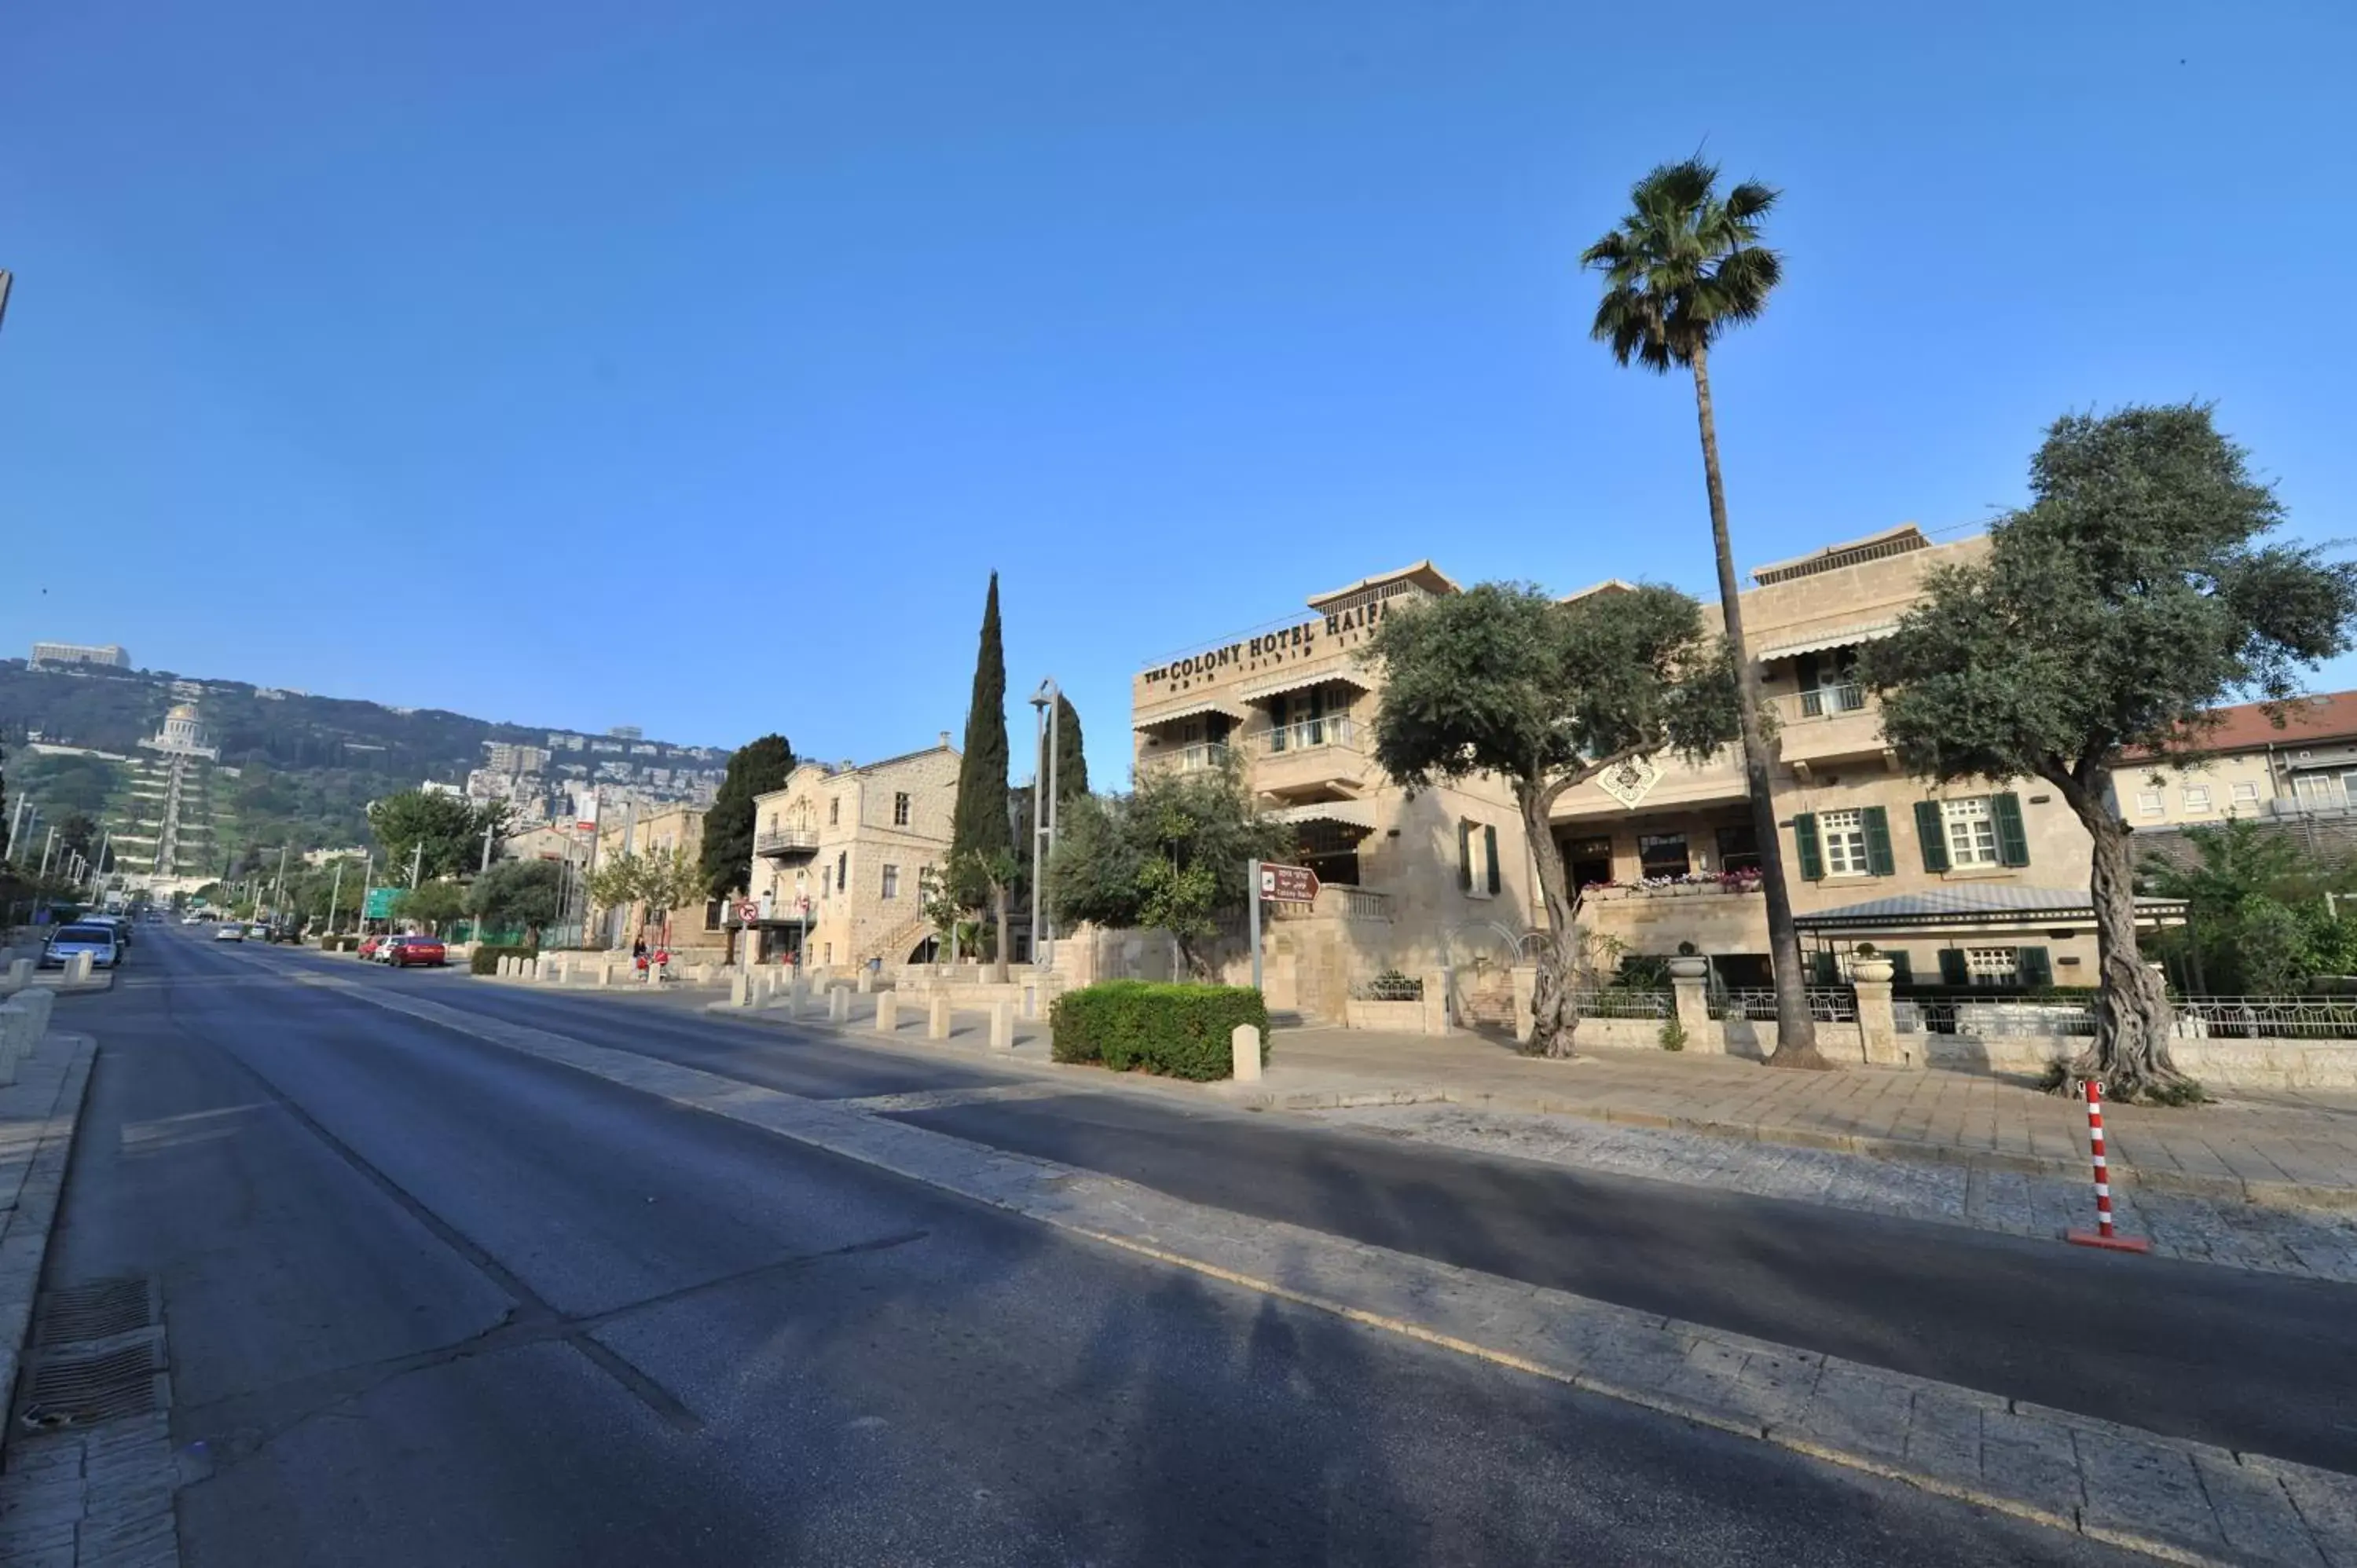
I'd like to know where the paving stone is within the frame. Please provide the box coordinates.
[2072,1426,2223,1550]
[2192,1453,2328,1568]
[1793,1362,1913,1464]
[1978,1409,2087,1523]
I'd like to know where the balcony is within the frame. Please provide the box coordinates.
[754,826,820,859]
[1249,716,1369,800]
[1773,683,1888,768]
[1140,741,1232,776]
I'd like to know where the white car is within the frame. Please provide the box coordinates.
[214,923,245,942]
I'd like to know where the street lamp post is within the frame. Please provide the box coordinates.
[1028,680,1061,970]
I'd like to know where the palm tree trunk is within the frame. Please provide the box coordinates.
[1689,345,1825,1068]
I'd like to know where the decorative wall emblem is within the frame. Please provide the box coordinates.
[1594,755,1661,809]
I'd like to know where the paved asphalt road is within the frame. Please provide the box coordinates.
[42,929,2150,1566]
[314,943,2357,1476]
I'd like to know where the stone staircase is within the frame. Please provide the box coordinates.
[863,913,937,969]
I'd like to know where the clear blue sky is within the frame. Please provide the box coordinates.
[5,1,2353,787]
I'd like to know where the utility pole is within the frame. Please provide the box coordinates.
[39,826,57,880]
[328,857,345,935]
[1028,678,1061,969]
[94,828,111,892]
[409,840,425,889]
[273,844,288,910]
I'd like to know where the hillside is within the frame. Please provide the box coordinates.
[0,658,716,870]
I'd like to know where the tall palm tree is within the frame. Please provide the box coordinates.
[1582,156,1825,1068]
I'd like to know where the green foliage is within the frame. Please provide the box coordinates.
[1044,756,1294,975]
[470,942,541,976]
[1049,980,1270,1080]
[368,790,505,883]
[951,573,1015,885]
[701,735,794,899]
[1050,693,1088,805]
[589,845,702,924]
[1367,582,1741,800]
[320,934,361,953]
[471,858,564,940]
[1659,1017,1688,1051]
[2143,819,2357,993]
[1580,157,1782,376]
[1864,406,2357,787]
[394,881,467,929]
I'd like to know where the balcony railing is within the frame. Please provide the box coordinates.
[1793,683,1868,719]
[754,826,819,857]
[1258,716,1357,754]
[1145,742,1230,774]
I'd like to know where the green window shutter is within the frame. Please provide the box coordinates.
[1792,813,1823,881]
[1810,951,1838,984]
[1992,792,2031,866]
[1457,820,1472,890]
[2018,945,2052,988]
[1889,950,1914,985]
[1914,800,1951,874]
[1937,948,1968,985]
[1483,824,1501,895]
[1861,806,1895,877]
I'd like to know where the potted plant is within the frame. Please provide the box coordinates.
[1848,941,1895,984]
[1666,940,1710,980]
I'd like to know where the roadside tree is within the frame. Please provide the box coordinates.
[700,735,794,901]
[951,573,1017,979]
[1581,157,1822,1067]
[394,879,467,932]
[1366,582,1740,1057]
[369,790,505,882]
[471,857,564,945]
[1864,404,2357,1102]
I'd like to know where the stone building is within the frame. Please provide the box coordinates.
[588,804,723,955]
[1123,562,1536,1017]
[744,737,961,969]
[2112,691,2357,828]
[1553,525,2163,991]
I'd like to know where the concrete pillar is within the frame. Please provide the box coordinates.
[8,958,34,991]
[874,991,898,1035]
[1022,982,1038,1020]
[928,995,952,1040]
[1509,964,1537,1046]
[828,986,849,1023]
[856,968,873,995]
[1853,978,1906,1067]
[598,960,615,987]
[1670,973,1712,1046]
[730,969,750,1008]
[783,980,805,1020]
[67,952,93,984]
[523,958,541,983]
[989,1000,1014,1052]
[1230,1023,1263,1083]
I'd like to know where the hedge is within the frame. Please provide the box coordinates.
[1049,981,1270,1081]
[320,935,361,953]
[470,942,541,976]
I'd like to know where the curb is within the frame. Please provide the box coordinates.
[0,1032,99,1464]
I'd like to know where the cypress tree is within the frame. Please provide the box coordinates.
[1050,693,1088,807]
[951,573,1016,976]
[702,733,795,901]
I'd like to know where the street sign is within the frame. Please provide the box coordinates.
[362,887,399,919]
[1258,863,1320,904]
[735,899,761,925]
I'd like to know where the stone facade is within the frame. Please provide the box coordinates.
[2110,690,2357,828]
[589,804,723,954]
[1126,562,1538,1019]
[746,738,960,971]
[1554,526,2123,989]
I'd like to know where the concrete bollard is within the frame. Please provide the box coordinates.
[598,960,615,987]
[989,999,1014,1053]
[828,986,850,1023]
[523,958,541,983]
[928,995,952,1040]
[856,969,873,995]
[784,980,805,1020]
[1230,1023,1263,1084]
[730,969,750,1008]
[1022,982,1038,1020]
[66,952,93,984]
[6,958,31,991]
[874,991,899,1035]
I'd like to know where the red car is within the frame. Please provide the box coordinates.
[357,933,392,960]
[388,936,446,968]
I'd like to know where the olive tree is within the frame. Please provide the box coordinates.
[1863,404,2357,1103]
[1365,582,1741,1057]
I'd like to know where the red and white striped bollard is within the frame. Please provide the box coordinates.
[2066,1078,2150,1254]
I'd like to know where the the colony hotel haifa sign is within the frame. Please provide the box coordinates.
[1141,596,1395,692]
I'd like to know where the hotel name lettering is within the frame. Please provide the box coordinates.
[1142,599,1389,686]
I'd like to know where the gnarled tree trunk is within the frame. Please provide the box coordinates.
[990,881,1010,983]
[1519,783,1584,1057]
[2061,788,2190,1101]
[1689,345,1824,1068]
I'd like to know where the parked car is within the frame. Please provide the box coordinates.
[39,923,123,970]
[214,923,246,942]
[266,922,303,944]
[387,935,446,969]
[357,933,391,960]
[181,913,207,925]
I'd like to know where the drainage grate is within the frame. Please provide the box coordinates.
[34,1277,156,1346]
[18,1342,167,1431]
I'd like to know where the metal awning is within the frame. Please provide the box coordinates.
[1132,697,1249,730]
[1237,666,1373,704]
[1757,621,1900,663]
[1795,886,2187,932]
[1268,799,1376,830]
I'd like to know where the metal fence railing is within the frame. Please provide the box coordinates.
[1710,988,1858,1023]
[1569,987,1671,1020]
[1351,973,1424,1002]
[2170,996,2357,1039]
[1893,995,2096,1036]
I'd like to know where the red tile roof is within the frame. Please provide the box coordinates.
[2123,691,2357,759]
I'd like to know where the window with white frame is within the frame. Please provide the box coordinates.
[2135,789,2164,817]
[1941,797,2000,867]
[1819,809,1871,876]
[1966,947,2019,986]
[881,864,900,900]
[2183,786,2212,813]
[2232,781,2261,805]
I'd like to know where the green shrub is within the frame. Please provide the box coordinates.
[1659,1017,1688,1051]
[320,935,360,953]
[470,942,541,976]
[1050,980,1270,1080]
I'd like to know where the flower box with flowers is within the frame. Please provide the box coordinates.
[1582,870,1765,900]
